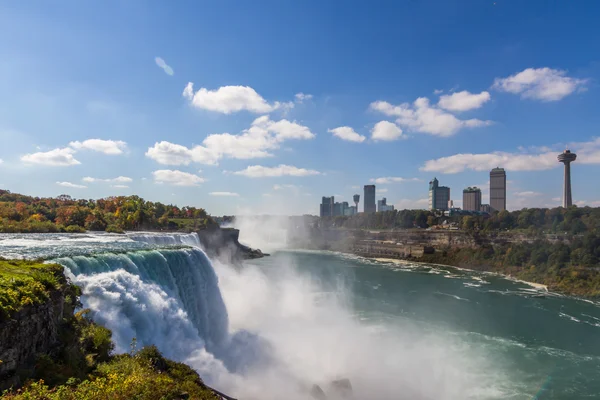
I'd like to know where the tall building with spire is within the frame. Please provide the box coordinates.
[429,178,450,211]
[490,167,506,212]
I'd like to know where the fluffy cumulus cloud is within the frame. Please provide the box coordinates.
[370,177,420,184]
[421,151,557,174]
[371,121,403,141]
[492,67,587,101]
[152,169,205,186]
[22,148,80,166]
[154,57,174,76]
[232,164,320,178]
[209,192,239,197]
[422,137,600,174]
[69,139,127,155]
[146,116,315,165]
[56,181,86,188]
[370,97,492,137]
[183,82,293,114]
[328,126,366,143]
[294,93,313,103]
[437,90,491,112]
[83,176,132,183]
[111,185,129,189]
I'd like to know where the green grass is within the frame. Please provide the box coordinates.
[0,259,66,321]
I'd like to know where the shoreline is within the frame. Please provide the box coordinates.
[357,255,551,292]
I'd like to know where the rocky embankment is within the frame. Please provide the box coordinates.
[197,226,267,261]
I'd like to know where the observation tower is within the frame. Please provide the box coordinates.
[557,149,577,208]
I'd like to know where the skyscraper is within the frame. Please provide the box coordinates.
[364,185,376,213]
[558,149,577,208]
[463,187,482,212]
[429,177,450,211]
[320,196,334,217]
[490,167,506,212]
[377,198,395,212]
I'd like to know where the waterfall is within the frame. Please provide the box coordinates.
[126,232,202,247]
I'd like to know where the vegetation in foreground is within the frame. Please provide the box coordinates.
[0,260,72,322]
[419,235,600,298]
[0,262,221,400]
[0,190,217,234]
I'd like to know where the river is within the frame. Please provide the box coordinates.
[0,232,598,399]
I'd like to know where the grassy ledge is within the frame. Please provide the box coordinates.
[0,260,225,399]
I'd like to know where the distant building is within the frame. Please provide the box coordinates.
[320,196,334,217]
[480,204,491,213]
[344,206,357,216]
[490,167,506,212]
[448,200,454,209]
[463,187,482,212]
[364,185,376,213]
[429,177,450,211]
[377,198,395,212]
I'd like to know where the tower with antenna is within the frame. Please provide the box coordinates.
[353,194,360,211]
[557,149,577,208]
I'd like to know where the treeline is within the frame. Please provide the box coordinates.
[421,234,600,297]
[0,190,216,233]
[322,206,600,235]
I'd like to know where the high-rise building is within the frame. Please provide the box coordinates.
[364,185,376,213]
[377,198,395,212]
[490,167,506,212]
[463,187,482,212]
[320,196,334,217]
[429,178,450,211]
[344,206,357,216]
[558,149,577,208]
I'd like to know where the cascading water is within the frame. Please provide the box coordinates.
[126,232,202,247]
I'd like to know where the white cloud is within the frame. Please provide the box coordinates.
[421,151,557,174]
[56,181,86,188]
[350,185,360,190]
[371,121,404,141]
[378,188,389,193]
[262,193,272,197]
[422,137,600,174]
[328,126,366,143]
[0,159,3,164]
[152,169,205,186]
[155,57,174,76]
[370,177,420,184]
[83,176,132,183]
[433,89,444,95]
[22,148,80,166]
[492,67,587,101]
[183,82,292,114]
[209,192,239,197]
[146,116,315,165]
[394,198,429,210]
[370,97,492,137]
[69,139,127,155]
[295,93,313,103]
[273,184,300,190]
[233,164,320,178]
[514,191,543,197]
[111,185,129,189]
[438,91,491,112]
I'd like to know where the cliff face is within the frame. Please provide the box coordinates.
[0,286,68,390]
[197,227,265,261]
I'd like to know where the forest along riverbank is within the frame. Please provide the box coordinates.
[287,227,600,298]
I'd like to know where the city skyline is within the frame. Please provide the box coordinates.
[1,1,600,216]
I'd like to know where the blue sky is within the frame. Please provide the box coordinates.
[1,0,600,215]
